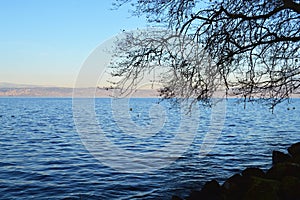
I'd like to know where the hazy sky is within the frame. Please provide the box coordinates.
[0,0,146,87]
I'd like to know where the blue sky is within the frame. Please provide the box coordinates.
[0,0,146,87]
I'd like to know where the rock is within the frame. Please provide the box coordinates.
[280,176,300,200]
[243,176,280,200]
[242,167,265,178]
[288,142,300,157]
[201,180,222,199]
[202,180,221,192]
[272,150,291,165]
[187,180,223,200]
[266,162,300,180]
[178,142,300,200]
[186,190,202,200]
[171,195,183,200]
[291,154,300,165]
[222,174,242,190]
[222,174,248,199]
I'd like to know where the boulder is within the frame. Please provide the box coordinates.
[266,162,300,180]
[241,167,265,178]
[186,190,202,200]
[288,142,300,157]
[171,195,183,200]
[280,176,300,200]
[222,174,248,199]
[201,180,222,198]
[243,176,280,200]
[187,180,223,200]
[178,142,300,200]
[272,150,291,165]
[291,154,300,165]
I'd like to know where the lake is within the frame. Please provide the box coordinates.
[0,98,299,199]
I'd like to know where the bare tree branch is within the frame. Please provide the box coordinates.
[111,0,300,109]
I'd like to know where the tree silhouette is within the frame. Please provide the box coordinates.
[110,0,300,108]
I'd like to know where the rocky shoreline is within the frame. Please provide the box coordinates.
[173,142,300,200]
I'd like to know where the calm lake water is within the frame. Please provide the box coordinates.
[0,98,299,199]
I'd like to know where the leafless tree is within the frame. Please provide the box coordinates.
[110,0,300,109]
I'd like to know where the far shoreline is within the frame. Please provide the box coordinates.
[1,86,300,99]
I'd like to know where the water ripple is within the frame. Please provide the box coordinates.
[0,98,299,199]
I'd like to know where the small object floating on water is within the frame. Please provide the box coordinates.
[11,115,15,118]
[293,107,295,110]
[129,108,133,111]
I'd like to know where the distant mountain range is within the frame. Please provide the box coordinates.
[2,82,299,98]
[0,82,159,97]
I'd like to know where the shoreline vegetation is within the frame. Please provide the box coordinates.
[173,142,300,200]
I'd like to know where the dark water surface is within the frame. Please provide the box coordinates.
[0,98,299,199]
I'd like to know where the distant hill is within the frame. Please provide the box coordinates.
[0,83,159,97]
[3,82,298,98]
